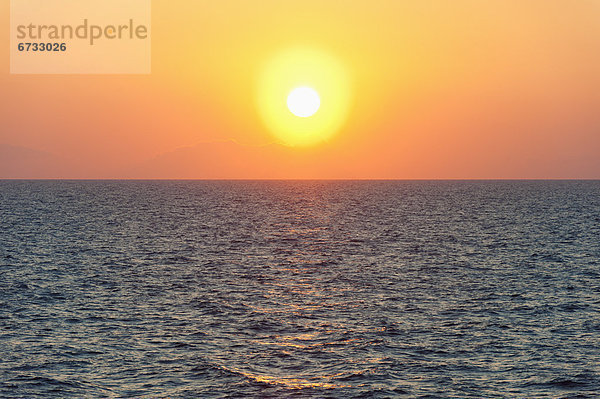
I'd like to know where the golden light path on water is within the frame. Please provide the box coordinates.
[210,234,386,392]
[221,365,352,390]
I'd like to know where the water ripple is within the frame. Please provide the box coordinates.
[1,180,599,398]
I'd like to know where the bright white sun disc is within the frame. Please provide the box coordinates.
[287,87,320,118]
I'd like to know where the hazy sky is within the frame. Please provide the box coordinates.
[1,0,599,178]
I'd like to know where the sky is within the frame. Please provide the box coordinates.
[1,0,599,179]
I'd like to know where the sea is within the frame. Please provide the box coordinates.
[1,180,599,398]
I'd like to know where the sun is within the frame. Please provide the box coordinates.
[256,47,352,147]
[287,87,320,118]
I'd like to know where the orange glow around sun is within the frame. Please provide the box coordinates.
[256,47,352,147]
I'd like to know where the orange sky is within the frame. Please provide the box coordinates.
[1,0,599,179]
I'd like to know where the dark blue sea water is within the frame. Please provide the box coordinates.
[1,180,599,398]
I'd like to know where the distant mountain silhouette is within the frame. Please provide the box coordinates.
[127,140,361,179]
[0,140,367,179]
[0,144,67,178]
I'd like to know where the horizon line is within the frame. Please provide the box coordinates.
[1,178,599,182]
